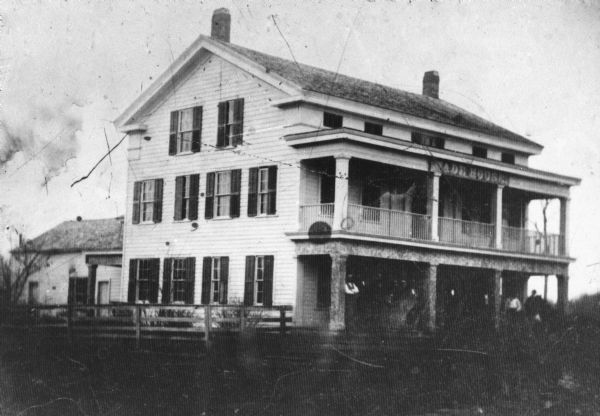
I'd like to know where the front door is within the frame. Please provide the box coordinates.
[97,281,109,304]
[28,282,39,304]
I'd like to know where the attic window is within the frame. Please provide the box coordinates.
[501,152,515,164]
[323,112,343,129]
[411,132,445,149]
[364,122,383,136]
[473,146,487,158]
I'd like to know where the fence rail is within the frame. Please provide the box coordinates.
[299,204,334,232]
[502,226,563,256]
[347,204,431,241]
[438,217,495,249]
[1,304,293,348]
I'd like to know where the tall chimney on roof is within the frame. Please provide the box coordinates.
[422,71,440,99]
[211,8,231,42]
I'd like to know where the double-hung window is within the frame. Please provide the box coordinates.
[244,255,274,306]
[162,257,195,304]
[169,106,202,155]
[248,166,277,216]
[174,174,199,221]
[205,170,241,219]
[201,257,229,304]
[132,179,163,224]
[217,98,244,147]
[127,258,160,303]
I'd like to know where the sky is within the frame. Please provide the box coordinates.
[0,0,599,299]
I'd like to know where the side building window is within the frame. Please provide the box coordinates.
[174,174,200,221]
[201,257,229,304]
[248,166,277,216]
[244,255,274,306]
[169,106,202,155]
[205,170,241,219]
[217,98,244,147]
[127,259,160,303]
[68,278,88,305]
[132,179,163,224]
[162,257,195,304]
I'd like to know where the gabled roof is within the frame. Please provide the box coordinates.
[28,217,123,254]
[116,35,542,151]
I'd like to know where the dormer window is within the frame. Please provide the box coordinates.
[169,107,202,155]
[501,152,515,164]
[364,122,383,136]
[217,98,244,147]
[323,112,343,129]
[473,146,487,158]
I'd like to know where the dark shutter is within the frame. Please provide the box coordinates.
[264,255,274,307]
[189,174,200,220]
[162,258,172,304]
[267,166,277,215]
[174,176,184,221]
[153,179,163,223]
[219,257,229,304]
[149,259,160,303]
[169,111,178,155]
[244,256,255,306]
[232,98,244,146]
[128,259,138,303]
[132,182,142,224]
[217,101,227,147]
[191,106,202,153]
[205,172,215,219]
[201,257,211,305]
[230,169,241,218]
[186,257,196,304]
[248,168,258,217]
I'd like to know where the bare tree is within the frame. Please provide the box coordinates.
[0,234,46,305]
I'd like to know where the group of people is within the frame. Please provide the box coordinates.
[505,290,548,323]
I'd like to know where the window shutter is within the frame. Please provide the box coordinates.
[149,259,160,304]
[267,166,277,215]
[244,256,255,306]
[174,176,184,221]
[132,182,142,224]
[230,169,241,218]
[189,174,200,220]
[201,257,211,305]
[153,179,163,223]
[169,111,178,155]
[162,258,172,304]
[219,257,229,305]
[247,168,258,217]
[185,257,196,304]
[192,106,202,153]
[232,98,244,146]
[217,101,227,147]
[128,259,137,303]
[264,255,274,307]
[204,172,215,219]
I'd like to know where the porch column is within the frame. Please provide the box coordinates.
[87,264,98,305]
[559,198,570,256]
[425,263,438,331]
[329,254,348,331]
[332,155,350,231]
[427,172,441,241]
[493,185,504,249]
[557,274,569,314]
[492,270,502,328]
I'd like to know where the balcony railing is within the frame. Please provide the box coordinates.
[502,226,563,256]
[438,217,495,249]
[297,204,565,257]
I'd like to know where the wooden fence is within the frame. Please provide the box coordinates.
[1,304,293,348]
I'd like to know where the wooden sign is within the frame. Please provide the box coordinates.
[436,161,509,185]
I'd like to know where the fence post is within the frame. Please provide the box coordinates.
[204,305,211,350]
[135,305,141,350]
[279,307,286,335]
[67,304,73,345]
[240,305,246,332]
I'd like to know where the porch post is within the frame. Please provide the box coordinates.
[329,254,348,331]
[87,264,98,305]
[332,155,351,231]
[492,270,502,328]
[425,262,438,331]
[493,185,504,249]
[559,198,570,256]
[428,172,441,241]
[557,274,569,314]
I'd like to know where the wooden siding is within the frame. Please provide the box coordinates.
[122,54,299,308]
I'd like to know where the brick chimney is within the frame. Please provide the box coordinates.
[211,8,231,42]
[422,71,440,99]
